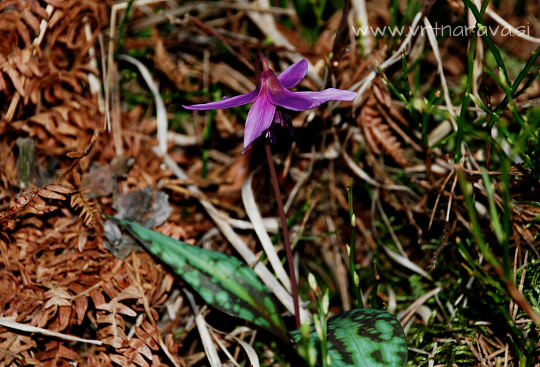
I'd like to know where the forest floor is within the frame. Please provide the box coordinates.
[0,0,539,366]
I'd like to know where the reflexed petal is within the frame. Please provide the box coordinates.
[183,87,260,110]
[243,95,276,152]
[277,58,308,88]
[268,88,317,111]
[268,72,357,111]
[292,88,357,107]
[266,73,316,111]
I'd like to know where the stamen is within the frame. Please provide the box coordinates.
[275,109,294,136]
[266,125,276,144]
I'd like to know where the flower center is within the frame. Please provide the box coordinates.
[261,69,285,98]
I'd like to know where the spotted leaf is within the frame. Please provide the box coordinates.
[293,308,407,366]
[114,218,287,341]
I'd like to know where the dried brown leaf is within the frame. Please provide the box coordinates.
[70,191,102,230]
[46,183,75,194]
[0,332,38,366]
[115,285,144,302]
[38,188,67,200]
[90,288,106,307]
[7,189,58,217]
[3,64,26,96]
[99,323,127,349]
[96,300,137,317]
[153,39,184,86]
[69,283,89,325]
[76,231,89,252]
[44,288,72,309]
[38,341,81,367]
[135,320,160,351]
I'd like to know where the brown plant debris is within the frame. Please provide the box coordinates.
[358,82,409,166]
[1,0,539,366]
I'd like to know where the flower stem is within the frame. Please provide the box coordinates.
[264,140,300,329]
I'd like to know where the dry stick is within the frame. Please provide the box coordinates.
[0,318,102,346]
[185,15,254,72]
[264,141,300,329]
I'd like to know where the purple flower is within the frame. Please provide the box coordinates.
[183,53,357,152]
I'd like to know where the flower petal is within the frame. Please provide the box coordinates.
[183,87,260,110]
[267,72,357,111]
[291,88,357,107]
[243,95,276,152]
[277,58,308,88]
[265,73,316,111]
[267,88,317,111]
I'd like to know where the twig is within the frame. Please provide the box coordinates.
[445,173,458,222]
[185,15,254,72]
[342,151,419,196]
[131,2,295,31]
[264,141,300,329]
[284,146,315,213]
[84,17,105,113]
[428,170,454,230]
[376,200,407,257]
[184,290,222,367]
[486,7,540,44]
[0,318,102,345]
[397,287,442,325]
[161,182,244,216]
[468,0,484,97]
[423,17,457,132]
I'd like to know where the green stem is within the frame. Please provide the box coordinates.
[347,179,362,307]
[264,141,301,329]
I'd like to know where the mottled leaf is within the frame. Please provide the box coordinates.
[114,218,287,341]
[293,308,407,367]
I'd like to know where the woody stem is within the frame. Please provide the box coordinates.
[264,140,301,329]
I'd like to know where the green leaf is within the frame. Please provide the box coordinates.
[293,308,407,367]
[114,218,287,341]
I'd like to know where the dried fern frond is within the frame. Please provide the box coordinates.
[31,287,73,331]
[0,0,106,120]
[0,0,48,51]
[26,66,99,105]
[0,47,43,99]
[0,186,176,365]
[48,0,106,53]
[0,331,39,366]
[37,341,81,367]
[0,139,18,190]
[12,100,101,155]
[358,91,408,166]
[110,320,164,367]
[70,190,102,230]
